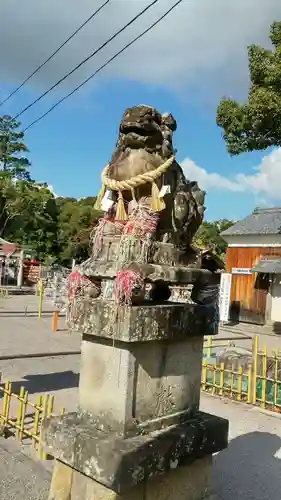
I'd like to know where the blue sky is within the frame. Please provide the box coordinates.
[1,0,281,221]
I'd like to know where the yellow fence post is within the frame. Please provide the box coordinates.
[38,393,48,460]
[247,366,252,404]
[0,373,61,460]
[2,380,12,431]
[237,367,243,401]
[261,343,267,409]
[0,373,5,435]
[19,390,28,442]
[201,360,207,391]
[16,386,25,441]
[38,280,44,318]
[273,348,279,409]
[212,365,216,395]
[219,363,224,396]
[32,395,42,450]
[230,364,234,399]
[252,335,259,405]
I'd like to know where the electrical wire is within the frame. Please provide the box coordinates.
[24,0,183,132]
[13,0,160,120]
[0,0,110,109]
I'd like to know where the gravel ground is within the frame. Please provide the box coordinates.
[0,439,51,500]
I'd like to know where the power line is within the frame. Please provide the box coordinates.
[13,0,160,120]
[0,0,110,109]
[24,0,183,132]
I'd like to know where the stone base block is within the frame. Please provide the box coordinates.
[42,411,228,494]
[49,455,216,500]
[71,300,219,340]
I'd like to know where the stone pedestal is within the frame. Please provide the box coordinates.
[42,290,228,500]
[42,227,227,500]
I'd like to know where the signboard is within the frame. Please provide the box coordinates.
[232,268,252,275]
[219,273,232,322]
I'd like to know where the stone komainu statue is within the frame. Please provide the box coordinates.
[95,105,205,251]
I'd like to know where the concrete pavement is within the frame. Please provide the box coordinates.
[0,295,81,359]
[0,295,81,416]
[201,394,281,500]
[217,322,281,353]
[0,439,51,500]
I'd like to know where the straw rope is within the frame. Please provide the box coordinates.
[101,155,175,192]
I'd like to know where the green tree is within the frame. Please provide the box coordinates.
[217,21,281,155]
[195,219,234,258]
[0,115,31,180]
[56,196,101,265]
[0,174,59,259]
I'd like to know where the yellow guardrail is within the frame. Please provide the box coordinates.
[202,335,281,412]
[0,373,65,460]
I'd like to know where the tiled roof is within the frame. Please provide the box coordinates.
[221,207,281,236]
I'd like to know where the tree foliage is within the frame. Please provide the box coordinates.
[194,219,235,258]
[217,21,281,155]
[0,175,101,263]
[0,115,32,180]
[0,174,59,260]
[56,196,101,264]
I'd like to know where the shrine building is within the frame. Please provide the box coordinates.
[221,206,281,327]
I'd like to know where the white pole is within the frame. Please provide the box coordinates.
[72,259,76,271]
[17,249,24,287]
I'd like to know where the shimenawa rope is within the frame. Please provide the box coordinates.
[101,155,175,192]
[94,155,175,217]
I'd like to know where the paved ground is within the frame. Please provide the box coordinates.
[218,322,281,353]
[1,295,281,498]
[0,439,51,500]
[0,295,81,413]
[0,295,80,358]
[1,394,281,500]
[201,394,281,500]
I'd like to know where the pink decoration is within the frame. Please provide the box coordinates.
[114,269,144,305]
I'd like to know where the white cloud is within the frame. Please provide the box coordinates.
[46,184,58,198]
[181,158,245,193]
[0,0,280,102]
[181,148,281,202]
[35,183,58,198]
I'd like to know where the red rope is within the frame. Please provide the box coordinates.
[114,269,144,305]
[123,205,159,238]
[68,272,99,299]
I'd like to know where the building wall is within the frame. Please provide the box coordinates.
[225,234,281,248]
[270,274,281,323]
[226,246,281,324]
